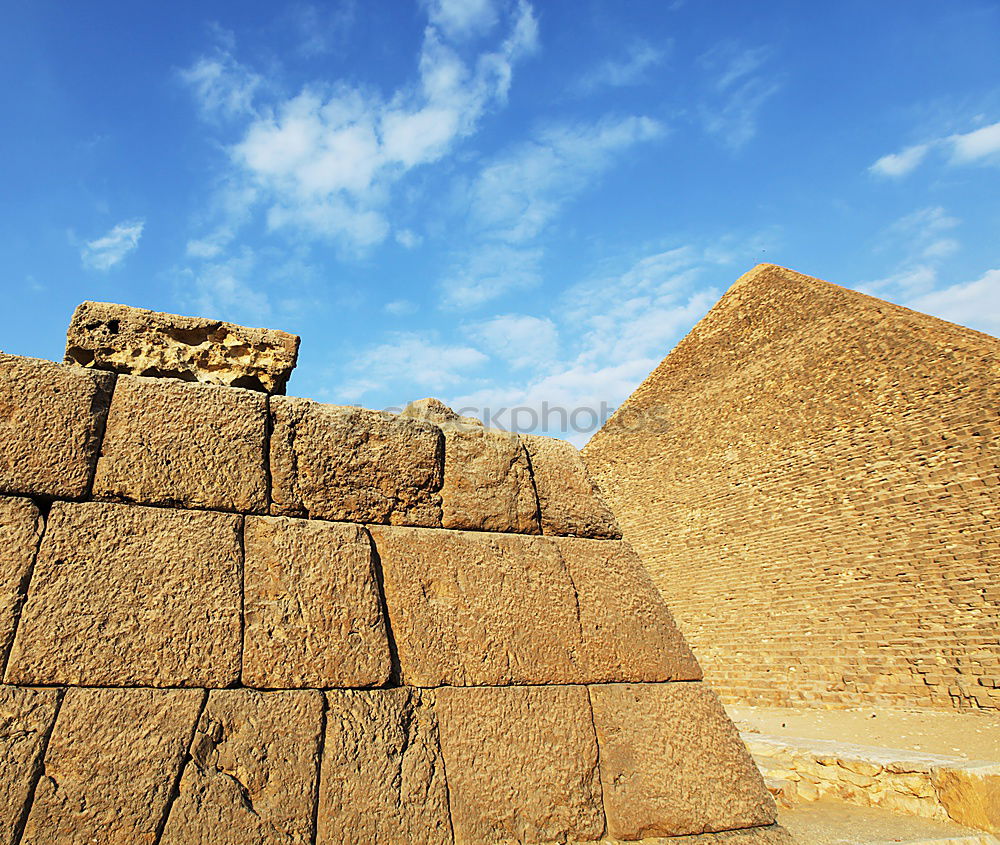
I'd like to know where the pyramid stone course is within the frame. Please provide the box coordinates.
[0,302,783,843]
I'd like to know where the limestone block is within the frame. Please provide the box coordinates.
[93,375,267,513]
[0,498,42,668]
[243,517,391,688]
[933,762,1000,835]
[317,688,451,844]
[642,825,796,844]
[161,690,324,844]
[588,683,775,839]
[270,397,444,526]
[557,537,703,682]
[440,425,540,534]
[435,685,604,843]
[0,353,113,498]
[21,687,203,844]
[522,434,621,538]
[4,501,241,687]
[65,300,299,393]
[0,686,60,845]
[401,397,482,428]
[369,526,581,686]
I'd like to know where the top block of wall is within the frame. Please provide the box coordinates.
[65,301,300,394]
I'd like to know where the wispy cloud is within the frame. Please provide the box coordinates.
[870,119,1000,178]
[862,206,960,296]
[907,268,1000,337]
[575,40,667,94]
[422,0,499,41]
[464,313,558,369]
[181,42,262,123]
[80,219,145,271]
[699,42,780,149]
[286,2,357,58]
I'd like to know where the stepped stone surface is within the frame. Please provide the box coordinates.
[21,687,203,844]
[65,300,299,393]
[242,517,390,688]
[5,502,241,687]
[162,689,323,844]
[583,263,1000,712]
[522,433,621,538]
[0,497,41,668]
[0,353,113,499]
[93,375,268,513]
[0,686,60,845]
[590,684,775,839]
[270,397,444,526]
[436,684,604,843]
[318,688,451,844]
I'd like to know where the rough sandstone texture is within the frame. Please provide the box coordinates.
[21,687,203,844]
[522,434,621,538]
[0,686,61,845]
[318,688,451,844]
[401,397,483,428]
[270,397,444,526]
[0,353,113,499]
[589,683,775,839]
[370,526,701,687]
[161,690,323,844]
[93,375,268,513]
[0,498,42,669]
[436,684,604,843]
[243,517,390,689]
[583,263,1000,711]
[65,300,300,393]
[5,502,242,688]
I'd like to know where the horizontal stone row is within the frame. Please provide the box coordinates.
[0,682,776,843]
[0,353,619,537]
[0,497,697,689]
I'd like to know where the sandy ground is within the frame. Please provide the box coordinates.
[778,802,997,844]
[727,705,1000,760]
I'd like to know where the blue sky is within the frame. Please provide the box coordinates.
[2,0,998,443]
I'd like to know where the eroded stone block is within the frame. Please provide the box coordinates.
[522,434,621,538]
[0,353,113,499]
[270,397,443,526]
[93,375,267,513]
[4,501,241,687]
[317,688,451,844]
[435,685,604,843]
[161,690,323,844]
[0,497,42,669]
[588,683,775,839]
[243,517,391,689]
[0,685,61,845]
[21,687,203,844]
[65,301,299,393]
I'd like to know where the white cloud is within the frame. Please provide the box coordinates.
[699,42,780,149]
[440,244,543,309]
[870,143,931,178]
[862,206,961,297]
[287,2,357,58]
[464,314,558,369]
[575,40,667,93]
[869,119,1000,177]
[179,249,273,322]
[906,269,1000,337]
[395,229,422,249]
[80,219,145,271]
[385,299,418,316]
[181,51,261,122]
[423,0,500,41]
[949,120,1000,164]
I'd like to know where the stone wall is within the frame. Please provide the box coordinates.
[0,329,782,843]
[583,264,1000,712]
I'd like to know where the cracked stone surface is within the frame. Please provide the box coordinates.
[161,689,324,845]
[270,397,444,526]
[93,375,268,513]
[21,687,203,844]
[242,517,391,689]
[317,688,451,844]
[4,502,242,688]
[0,497,42,670]
[0,685,61,845]
[436,684,604,843]
[0,353,113,499]
[64,301,299,394]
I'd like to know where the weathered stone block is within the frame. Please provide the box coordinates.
[270,397,443,526]
[435,685,604,843]
[588,683,775,839]
[65,301,299,393]
[161,690,323,844]
[0,353,113,499]
[21,687,203,844]
[0,686,60,845]
[243,517,391,688]
[93,375,267,513]
[317,688,451,844]
[440,425,540,534]
[4,501,241,687]
[0,498,42,669]
[521,434,621,538]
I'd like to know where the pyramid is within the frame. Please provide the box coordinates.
[0,302,785,843]
[583,264,1000,712]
